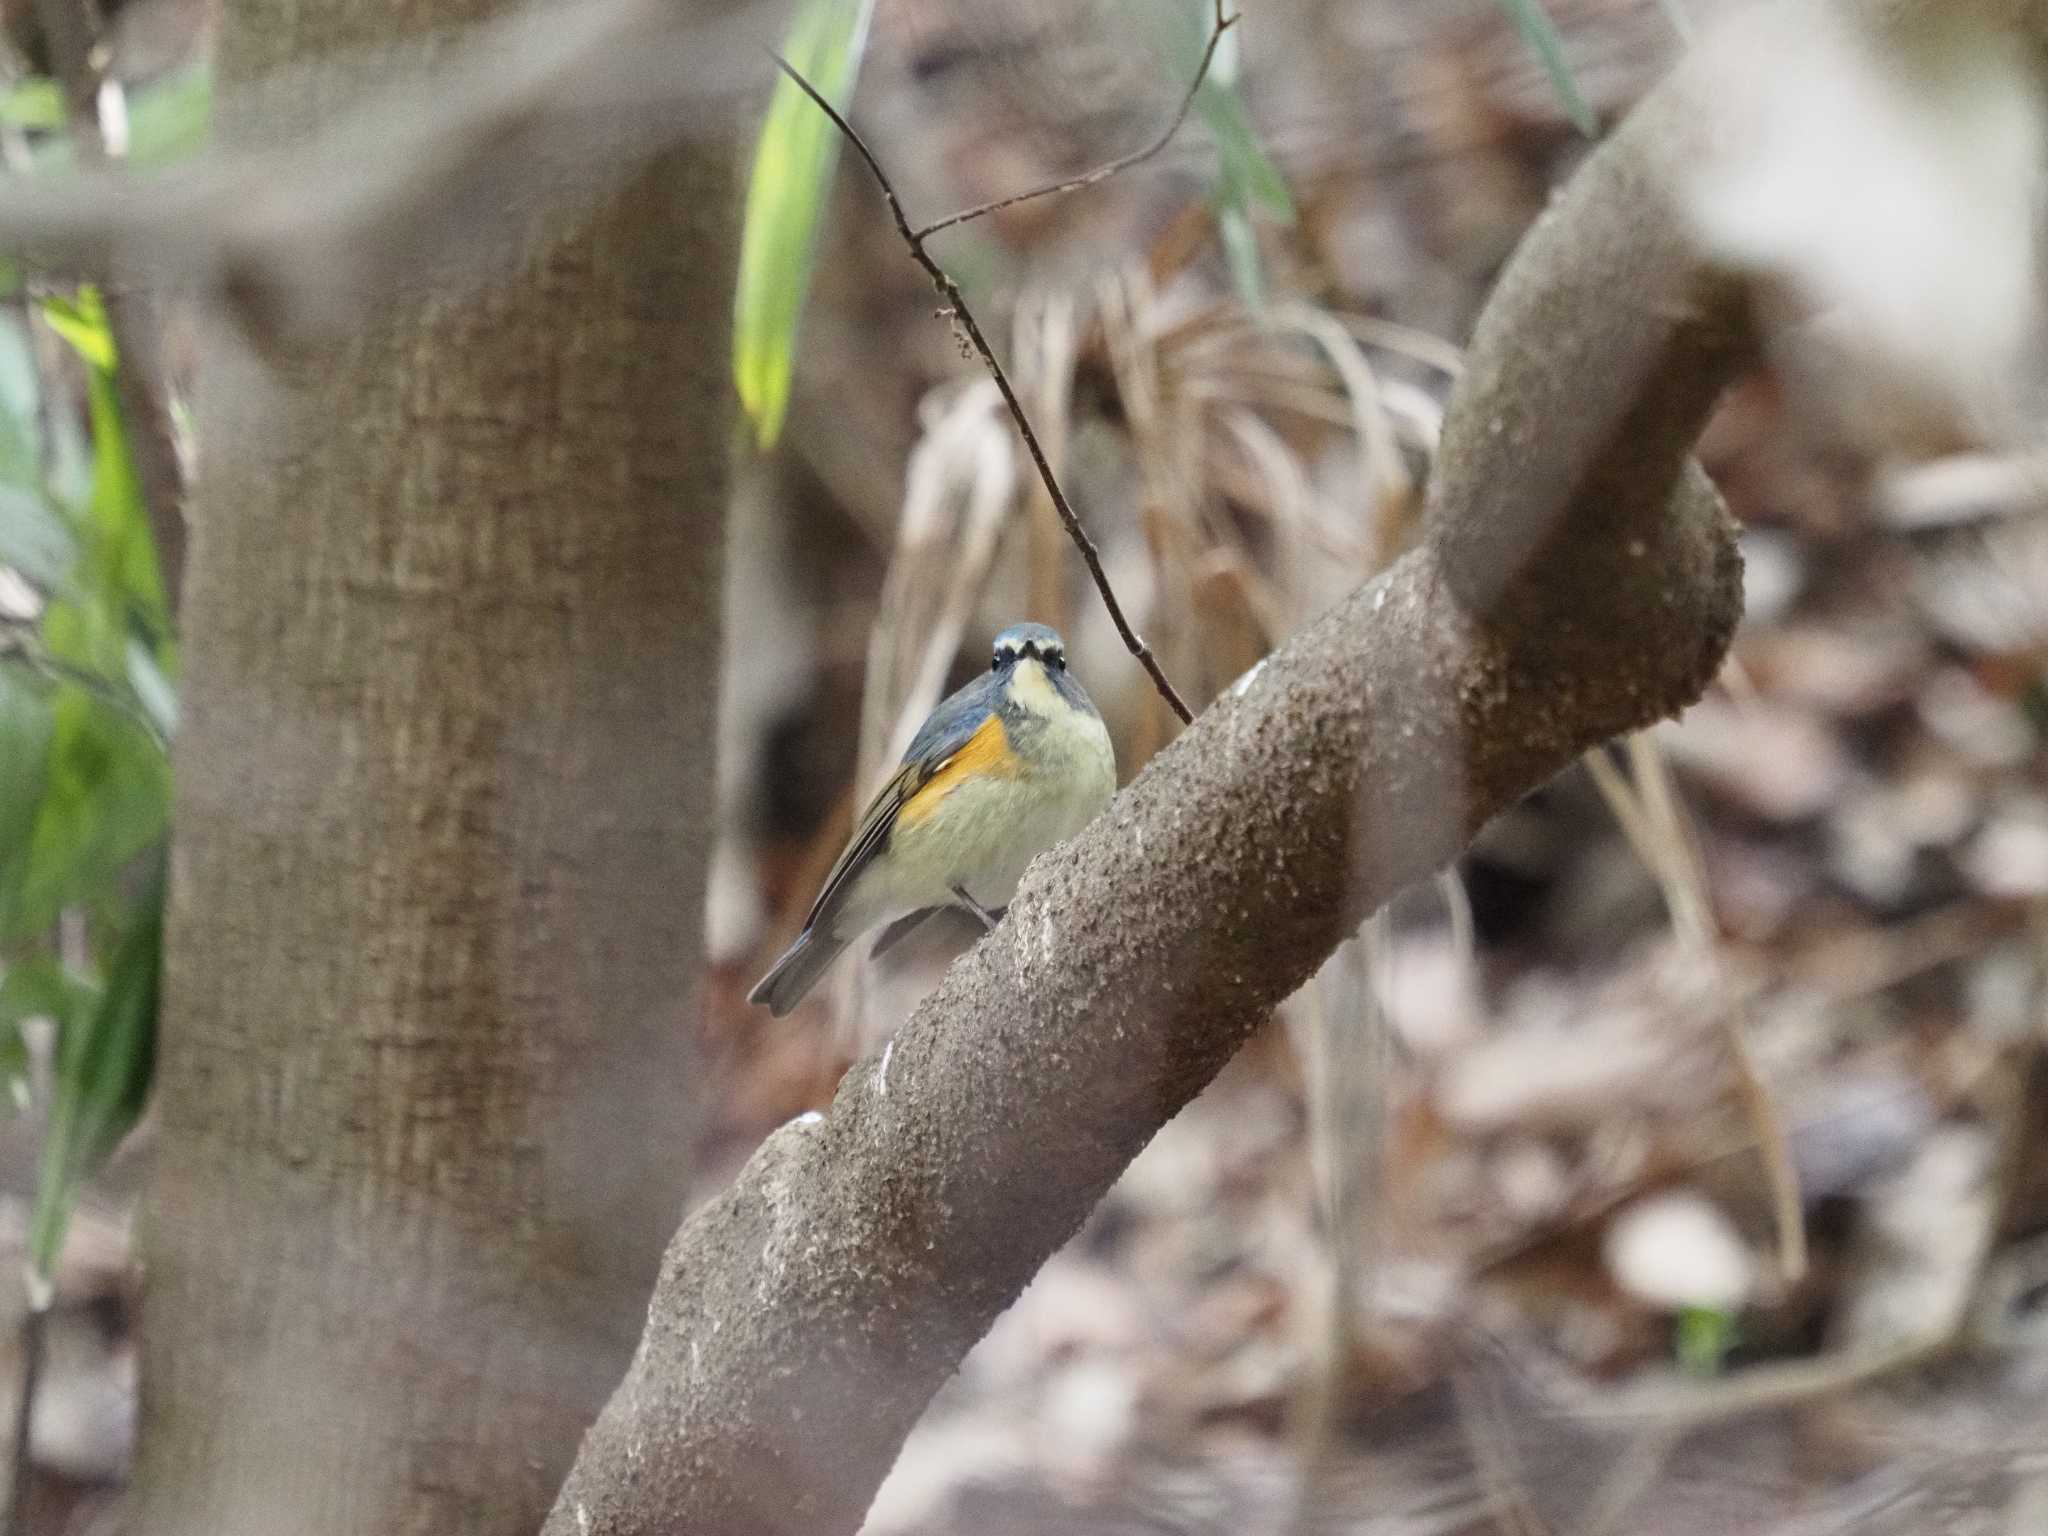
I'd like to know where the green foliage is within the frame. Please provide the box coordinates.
[1153,3,1296,308]
[0,669,56,889]
[0,957,96,1111]
[18,57,212,174]
[0,276,174,1279]
[126,59,213,170]
[734,0,878,451]
[1493,0,1598,137]
[1676,1304,1738,1376]
[0,77,63,132]
[0,487,75,595]
[28,856,161,1280]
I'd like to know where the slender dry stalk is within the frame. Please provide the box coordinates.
[1450,1364,1553,1536]
[1015,293,1079,635]
[1582,737,1809,1284]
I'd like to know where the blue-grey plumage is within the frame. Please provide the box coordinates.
[748,623,1117,1016]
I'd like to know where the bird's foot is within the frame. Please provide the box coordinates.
[950,885,1004,932]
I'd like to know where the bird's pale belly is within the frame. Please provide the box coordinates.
[841,757,1112,929]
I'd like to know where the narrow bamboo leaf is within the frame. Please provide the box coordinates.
[124,640,177,740]
[1187,27,1293,221]
[1154,2,1294,307]
[0,685,169,944]
[0,667,54,882]
[0,957,96,1031]
[1219,206,1265,309]
[733,0,877,451]
[1494,0,1598,137]
[42,289,168,631]
[29,853,161,1278]
[40,293,115,372]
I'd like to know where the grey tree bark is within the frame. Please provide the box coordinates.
[131,0,734,1530]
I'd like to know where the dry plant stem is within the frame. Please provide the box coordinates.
[1580,743,1808,1284]
[770,57,1196,726]
[1290,919,1392,1535]
[33,0,188,614]
[547,56,1751,1536]
[2,1296,44,1536]
[1450,1365,1551,1536]
[909,0,1237,243]
[1632,733,1807,1283]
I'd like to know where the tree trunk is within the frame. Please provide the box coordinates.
[130,1,733,1529]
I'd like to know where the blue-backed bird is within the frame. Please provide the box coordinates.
[749,622,1116,1017]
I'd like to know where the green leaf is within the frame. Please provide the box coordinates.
[0,311,47,490]
[126,59,212,170]
[1676,1304,1738,1377]
[85,368,164,629]
[0,486,76,590]
[40,292,115,373]
[42,288,168,631]
[0,78,64,132]
[0,957,99,1111]
[1218,206,1264,309]
[124,639,176,740]
[733,0,878,451]
[1494,0,1598,137]
[0,956,95,1031]
[0,667,55,882]
[0,684,169,944]
[1153,2,1294,307]
[17,60,212,177]
[29,852,161,1278]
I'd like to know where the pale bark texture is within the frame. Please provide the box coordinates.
[133,1,734,1532]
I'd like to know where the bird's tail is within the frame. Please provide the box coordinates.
[747,927,850,1017]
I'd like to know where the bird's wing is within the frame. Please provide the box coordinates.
[801,683,1001,934]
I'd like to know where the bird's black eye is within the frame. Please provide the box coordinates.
[991,653,1002,672]
[1048,651,1066,671]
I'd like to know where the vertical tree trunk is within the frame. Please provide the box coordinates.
[130,2,733,1530]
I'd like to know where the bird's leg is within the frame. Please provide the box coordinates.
[950,884,1003,932]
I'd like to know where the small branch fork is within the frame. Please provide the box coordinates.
[910,1,1236,244]
[773,1,1243,728]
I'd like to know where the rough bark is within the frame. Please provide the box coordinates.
[545,52,1749,1536]
[133,0,734,1531]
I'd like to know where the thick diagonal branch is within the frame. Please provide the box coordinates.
[545,62,1751,1536]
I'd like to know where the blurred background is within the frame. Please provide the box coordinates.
[6,0,2048,1531]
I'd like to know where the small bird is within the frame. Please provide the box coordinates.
[749,622,1116,1016]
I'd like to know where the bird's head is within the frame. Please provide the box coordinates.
[991,622,1066,675]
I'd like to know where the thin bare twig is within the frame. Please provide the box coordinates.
[769,56,1197,724]
[911,0,1238,243]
